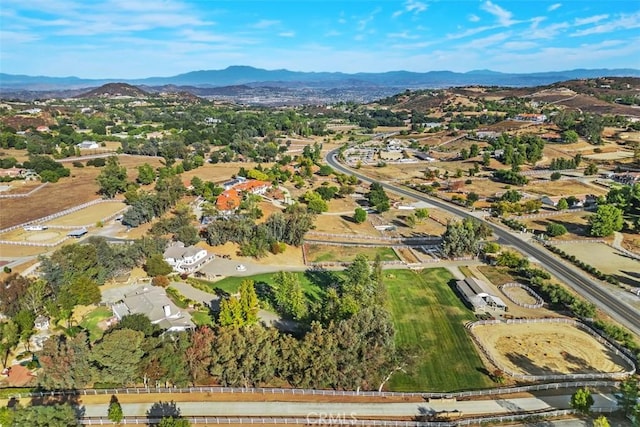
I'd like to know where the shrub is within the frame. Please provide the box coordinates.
[152,275,170,287]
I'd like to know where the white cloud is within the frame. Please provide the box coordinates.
[572,12,640,36]
[547,3,561,12]
[502,41,538,51]
[463,32,511,49]
[481,1,516,26]
[392,0,427,18]
[387,31,420,40]
[574,14,609,26]
[468,14,480,23]
[406,0,428,14]
[278,31,295,38]
[252,19,280,29]
[0,30,40,44]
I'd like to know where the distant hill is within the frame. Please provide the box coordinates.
[2,66,640,92]
[75,83,149,98]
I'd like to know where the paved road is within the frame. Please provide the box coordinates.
[327,150,640,337]
[81,394,617,418]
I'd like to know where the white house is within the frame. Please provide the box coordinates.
[163,241,209,273]
[77,140,99,149]
[111,286,195,332]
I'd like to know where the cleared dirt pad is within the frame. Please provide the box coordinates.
[502,286,538,306]
[472,322,631,376]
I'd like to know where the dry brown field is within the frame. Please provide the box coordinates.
[521,212,592,240]
[472,322,631,376]
[553,241,640,289]
[502,286,539,306]
[524,178,607,197]
[0,155,162,229]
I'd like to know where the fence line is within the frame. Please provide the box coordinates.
[512,207,586,220]
[499,283,544,309]
[467,318,636,382]
[0,199,125,235]
[0,182,48,199]
[305,231,440,243]
[79,409,617,426]
[11,380,620,401]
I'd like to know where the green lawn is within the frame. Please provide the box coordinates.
[196,272,327,304]
[191,310,214,327]
[79,306,113,342]
[307,244,399,263]
[385,268,493,392]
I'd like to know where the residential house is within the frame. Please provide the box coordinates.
[34,315,50,330]
[163,241,209,273]
[77,140,99,149]
[0,167,26,178]
[111,285,195,332]
[215,179,271,214]
[514,113,547,123]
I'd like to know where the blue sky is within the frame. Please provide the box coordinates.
[1,0,639,78]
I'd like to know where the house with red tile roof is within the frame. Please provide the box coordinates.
[215,179,271,214]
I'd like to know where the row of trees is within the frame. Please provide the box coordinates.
[203,205,315,257]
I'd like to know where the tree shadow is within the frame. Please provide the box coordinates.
[211,287,230,299]
[304,267,340,290]
[29,391,85,420]
[147,400,181,424]
[504,352,559,376]
[254,280,276,306]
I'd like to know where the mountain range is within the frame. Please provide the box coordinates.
[2,66,640,91]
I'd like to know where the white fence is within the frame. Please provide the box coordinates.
[11,380,620,401]
[305,231,441,243]
[499,283,544,309]
[467,318,637,382]
[0,182,48,199]
[0,199,125,235]
[78,409,616,426]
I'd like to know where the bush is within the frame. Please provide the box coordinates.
[72,161,84,168]
[152,275,170,287]
[546,223,567,237]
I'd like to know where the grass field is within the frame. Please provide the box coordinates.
[79,306,112,342]
[385,268,493,392]
[305,244,399,263]
[191,272,327,304]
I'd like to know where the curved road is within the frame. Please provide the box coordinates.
[327,149,640,337]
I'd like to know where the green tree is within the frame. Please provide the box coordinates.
[616,376,639,417]
[550,171,562,181]
[584,163,598,176]
[12,404,80,427]
[239,280,259,325]
[562,130,579,143]
[96,156,128,198]
[38,332,92,389]
[302,191,328,214]
[405,213,417,228]
[67,276,101,306]
[137,163,156,185]
[570,387,594,414]
[145,254,173,277]
[466,192,479,206]
[588,204,624,237]
[366,182,390,212]
[273,271,307,320]
[593,415,610,427]
[91,329,145,386]
[108,396,123,424]
[546,223,567,237]
[556,198,569,210]
[415,208,429,220]
[158,417,191,427]
[353,207,367,224]
[218,297,243,327]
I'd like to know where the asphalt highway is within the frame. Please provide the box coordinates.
[327,150,640,337]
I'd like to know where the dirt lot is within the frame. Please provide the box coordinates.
[554,241,640,288]
[502,286,538,306]
[44,201,126,226]
[522,212,592,240]
[524,179,607,197]
[472,322,632,376]
[0,155,162,229]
